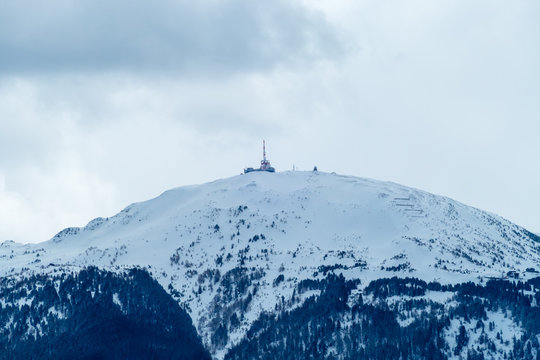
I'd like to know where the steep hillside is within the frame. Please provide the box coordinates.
[0,267,210,360]
[1,171,539,357]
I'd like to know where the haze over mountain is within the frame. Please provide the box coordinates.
[2,1,539,246]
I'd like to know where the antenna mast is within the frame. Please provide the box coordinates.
[244,140,275,173]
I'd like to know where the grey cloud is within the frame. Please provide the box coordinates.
[0,0,342,75]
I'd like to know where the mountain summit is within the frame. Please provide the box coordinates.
[1,171,539,357]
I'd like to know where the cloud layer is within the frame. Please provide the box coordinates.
[0,0,341,75]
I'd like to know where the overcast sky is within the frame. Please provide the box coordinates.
[1,0,539,243]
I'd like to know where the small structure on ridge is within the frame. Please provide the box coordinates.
[244,140,275,173]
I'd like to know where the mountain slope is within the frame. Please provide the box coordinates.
[0,267,210,360]
[1,171,539,356]
[225,275,540,360]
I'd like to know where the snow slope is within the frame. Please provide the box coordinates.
[0,171,538,354]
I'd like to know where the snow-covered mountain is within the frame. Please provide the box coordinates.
[1,171,539,358]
